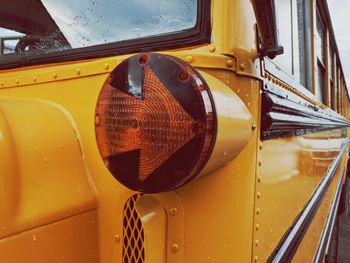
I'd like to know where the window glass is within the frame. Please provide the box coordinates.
[328,45,334,78]
[294,0,306,86]
[316,12,325,64]
[315,63,325,102]
[0,0,197,56]
[273,0,306,86]
[330,80,335,109]
[0,28,24,55]
[274,0,293,74]
[315,11,325,103]
[42,0,197,48]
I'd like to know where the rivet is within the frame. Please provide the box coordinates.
[259,143,263,150]
[258,176,262,183]
[76,69,81,75]
[264,72,268,78]
[32,235,37,242]
[53,73,57,79]
[226,60,234,68]
[185,56,193,63]
[0,83,3,87]
[104,63,109,70]
[255,224,260,231]
[16,80,19,85]
[170,208,178,216]
[255,240,259,246]
[239,63,246,71]
[258,160,262,167]
[104,159,110,167]
[33,76,37,82]
[257,192,261,199]
[256,208,260,215]
[171,243,179,252]
[252,124,256,131]
[208,45,216,53]
[254,256,259,262]
[114,234,120,243]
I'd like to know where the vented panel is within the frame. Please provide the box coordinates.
[122,194,145,263]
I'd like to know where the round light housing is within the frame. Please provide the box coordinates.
[95,53,216,193]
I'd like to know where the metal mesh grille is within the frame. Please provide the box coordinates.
[122,194,145,263]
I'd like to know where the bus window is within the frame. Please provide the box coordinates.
[0,28,24,55]
[329,45,335,109]
[274,0,293,74]
[0,0,198,66]
[315,10,326,104]
[272,0,307,87]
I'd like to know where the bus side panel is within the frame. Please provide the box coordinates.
[253,129,347,262]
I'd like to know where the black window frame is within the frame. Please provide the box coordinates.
[0,0,211,70]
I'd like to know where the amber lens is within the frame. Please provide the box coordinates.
[95,53,216,193]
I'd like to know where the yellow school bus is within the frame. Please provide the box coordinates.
[0,0,349,262]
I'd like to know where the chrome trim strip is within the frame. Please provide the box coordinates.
[313,168,344,263]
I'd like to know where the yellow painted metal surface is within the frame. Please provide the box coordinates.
[293,158,345,262]
[0,98,97,236]
[0,210,98,263]
[0,58,260,263]
[0,0,348,262]
[253,125,347,262]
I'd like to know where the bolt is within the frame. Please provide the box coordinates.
[171,243,179,252]
[114,234,120,243]
[208,45,216,53]
[239,63,246,71]
[186,56,193,63]
[170,208,178,216]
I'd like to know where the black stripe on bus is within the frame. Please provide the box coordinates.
[314,168,344,263]
[267,141,348,263]
[261,82,350,140]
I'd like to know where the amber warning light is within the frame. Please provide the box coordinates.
[95,53,217,193]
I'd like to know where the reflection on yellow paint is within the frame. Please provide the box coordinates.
[253,131,344,262]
